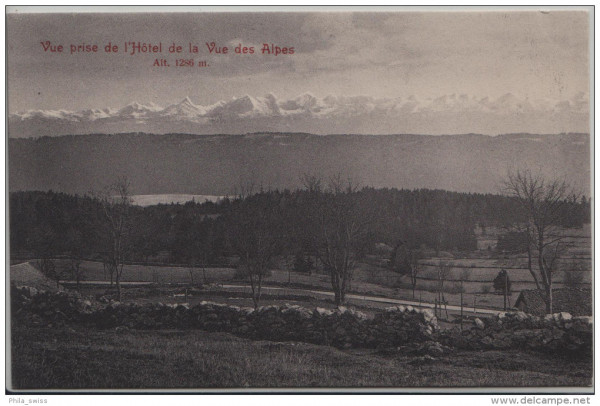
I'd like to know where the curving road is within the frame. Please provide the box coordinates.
[56,279,504,316]
[221,284,503,316]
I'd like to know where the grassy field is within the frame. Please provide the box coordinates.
[54,260,237,284]
[10,323,592,390]
[41,254,589,312]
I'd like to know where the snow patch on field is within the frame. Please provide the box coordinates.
[10,262,60,291]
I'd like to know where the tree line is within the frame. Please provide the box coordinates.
[10,175,590,307]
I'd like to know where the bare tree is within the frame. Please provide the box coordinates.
[69,258,84,291]
[95,177,132,302]
[65,228,88,291]
[101,253,115,286]
[233,178,256,200]
[281,254,296,285]
[188,258,197,285]
[390,241,422,299]
[503,169,577,314]
[436,261,452,317]
[300,173,323,194]
[313,174,364,306]
[188,250,210,285]
[225,193,284,309]
[407,252,422,299]
[32,224,63,288]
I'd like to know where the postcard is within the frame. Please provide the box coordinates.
[6,6,593,394]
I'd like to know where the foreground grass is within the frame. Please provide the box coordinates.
[11,324,592,390]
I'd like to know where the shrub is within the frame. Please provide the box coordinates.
[493,269,511,294]
[293,253,313,274]
[563,270,585,288]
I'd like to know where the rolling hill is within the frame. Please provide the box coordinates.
[8,132,590,197]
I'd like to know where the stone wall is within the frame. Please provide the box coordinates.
[11,286,437,350]
[440,311,592,354]
[11,286,592,355]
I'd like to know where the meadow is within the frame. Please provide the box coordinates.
[11,323,592,390]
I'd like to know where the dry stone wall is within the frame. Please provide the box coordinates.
[440,311,592,355]
[11,286,592,355]
[11,286,437,349]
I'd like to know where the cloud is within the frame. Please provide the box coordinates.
[7,11,590,112]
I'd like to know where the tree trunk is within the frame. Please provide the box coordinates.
[334,274,345,305]
[249,277,257,309]
[443,293,449,319]
[251,286,262,309]
[116,271,122,302]
[330,268,342,305]
[503,276,507,311]
[334,289,341,306]
[256,277,262,307]
[249,272,263,310]
[340,270,348,304]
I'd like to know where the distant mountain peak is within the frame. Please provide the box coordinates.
[180,96,195,105]
[119,101,161,112]
[8,92,590,138]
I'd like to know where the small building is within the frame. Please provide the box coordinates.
[514,288,592,316]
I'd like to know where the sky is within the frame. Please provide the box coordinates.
[7,9,591,112]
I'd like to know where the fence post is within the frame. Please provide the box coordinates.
[444,296,449,320]
[460,290,463,331]
[504,273,508,311]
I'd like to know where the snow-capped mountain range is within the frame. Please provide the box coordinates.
[8,92,590,138]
